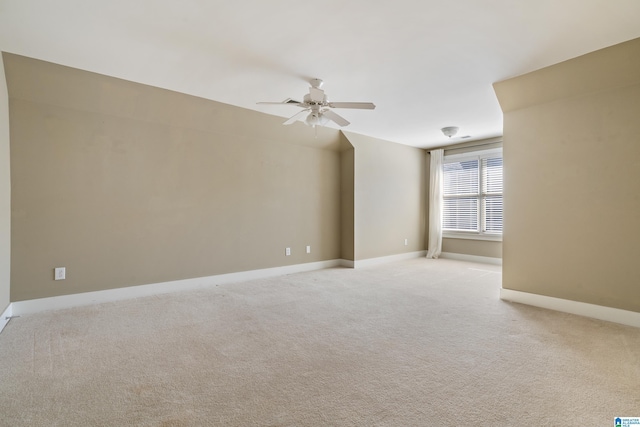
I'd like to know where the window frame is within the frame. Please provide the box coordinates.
[442,147,503,242]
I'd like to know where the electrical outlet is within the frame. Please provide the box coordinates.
[54,267,66,280]
[404,238,408,246]
[306,245,311,254]
[285,247,291,256]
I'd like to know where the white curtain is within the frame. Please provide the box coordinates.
[426,149,444,259]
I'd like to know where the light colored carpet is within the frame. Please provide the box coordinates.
[0,258,639,426]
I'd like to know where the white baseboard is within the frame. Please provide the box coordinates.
[0,303,12,334]
[352,250,427,268]
[11,259,344,316]
[500,288,640,329]
[440,252,502,265]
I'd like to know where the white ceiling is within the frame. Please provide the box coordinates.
[1,1,640,148]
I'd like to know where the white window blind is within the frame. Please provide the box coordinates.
[482,157,503,233]
[443,150,503,237]
[443,160,479,231]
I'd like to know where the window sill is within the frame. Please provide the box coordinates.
[443,232,502,242]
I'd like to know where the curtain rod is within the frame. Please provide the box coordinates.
[429,137,502,153]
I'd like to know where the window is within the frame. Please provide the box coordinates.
[443,149,502,239]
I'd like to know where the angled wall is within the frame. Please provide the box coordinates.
[494,37,640,312]
[339,134,355,261]
[0,54,10,314]
[5,53,343,302]
[343,131,427,261]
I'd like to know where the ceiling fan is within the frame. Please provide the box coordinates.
[258,78,375,128]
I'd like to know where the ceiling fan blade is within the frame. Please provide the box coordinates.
[322,109,350,127]
[283,109,310,125]
[309,87,325,103]
[257,98,304,106]
[328,102,376,110]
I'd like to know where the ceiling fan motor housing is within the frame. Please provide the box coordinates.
[303,93,328,106]
[257,78,375,128]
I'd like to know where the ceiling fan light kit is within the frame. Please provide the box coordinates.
[304,111,324,127]
[258,79,375,129]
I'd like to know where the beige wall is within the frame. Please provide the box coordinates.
[343,131,427,260]
[442,239,502,259]
[340,140,355,261]
[0,55,10,313]
[494,37,640,312]
[6,53,343,301]
[4,51,494,304]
